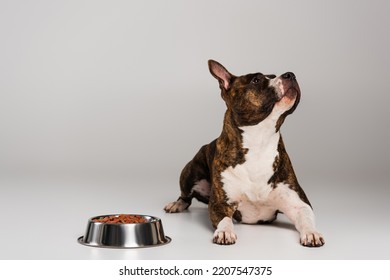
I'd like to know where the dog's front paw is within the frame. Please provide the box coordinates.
[300,231,325,247]
[213,229,237,245]
[213,217,237,245]
[164,199,189,213]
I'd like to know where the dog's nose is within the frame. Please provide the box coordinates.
[282,72,296,80]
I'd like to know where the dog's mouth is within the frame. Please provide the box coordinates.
[270,76,300,102]
[282,86,299,100]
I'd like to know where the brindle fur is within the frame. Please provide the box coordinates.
[165,60,323,246]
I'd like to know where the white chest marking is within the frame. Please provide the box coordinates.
[221,113,280,205]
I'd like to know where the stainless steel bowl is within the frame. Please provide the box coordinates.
[78,214,171,248]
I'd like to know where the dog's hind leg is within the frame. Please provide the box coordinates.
[164,142,214,213]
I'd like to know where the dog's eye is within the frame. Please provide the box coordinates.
[251,77,260,84]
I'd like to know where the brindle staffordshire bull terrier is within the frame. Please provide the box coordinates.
[164,60,325,247]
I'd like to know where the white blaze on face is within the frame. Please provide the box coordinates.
[268,77,284,99]
[268,76,296,112]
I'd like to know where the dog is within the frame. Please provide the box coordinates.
[164,60,324,247]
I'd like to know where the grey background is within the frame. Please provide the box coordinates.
[0,0,389,259]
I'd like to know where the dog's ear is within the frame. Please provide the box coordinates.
[208,60,233,91]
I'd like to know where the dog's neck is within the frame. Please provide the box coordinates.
[221,109,281,146]
[239,116,280,152]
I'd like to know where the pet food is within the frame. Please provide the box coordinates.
[93,214,147,224]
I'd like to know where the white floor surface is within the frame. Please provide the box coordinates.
[1,172,389,260]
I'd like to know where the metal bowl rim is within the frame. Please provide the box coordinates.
[88,213,161,225]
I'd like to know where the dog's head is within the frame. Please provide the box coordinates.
[208,60,300,130]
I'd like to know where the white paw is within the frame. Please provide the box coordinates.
[213,229,237,245]
[213,217,237,245]
[300,231,325,247]
[164,199,189,213]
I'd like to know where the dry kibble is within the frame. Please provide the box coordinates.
[93,214,147,224]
